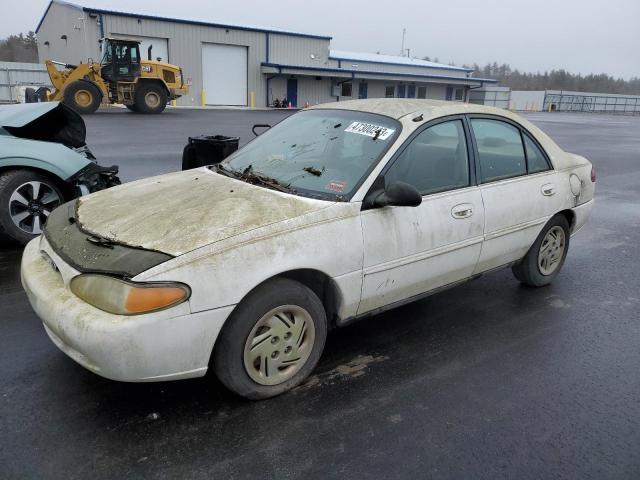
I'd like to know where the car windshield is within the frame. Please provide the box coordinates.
[221,109,400,199]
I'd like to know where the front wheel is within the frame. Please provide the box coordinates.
[63,80,102,114]
[0,170,64,244]
[213,278,327,400]
[512,214,570,287]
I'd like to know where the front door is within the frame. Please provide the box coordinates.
[468,116,562,273]
[286,78,298,107]
[359,118,484,314]
[407,85,416,98]
[397,84,406,98]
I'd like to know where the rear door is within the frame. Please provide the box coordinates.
[468,115,562,273]
[358,117,484,314]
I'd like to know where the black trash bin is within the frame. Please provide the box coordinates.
[182,135,240,170]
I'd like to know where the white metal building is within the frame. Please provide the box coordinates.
[35,0,496,107]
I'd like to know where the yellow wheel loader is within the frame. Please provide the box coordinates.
[36,38,188,114]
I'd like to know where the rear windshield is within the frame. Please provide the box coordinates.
[222,109,400,199]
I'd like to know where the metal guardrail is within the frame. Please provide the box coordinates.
[543,93,640,115]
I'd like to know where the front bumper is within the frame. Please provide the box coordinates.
[69,162,121,196]
[169,87,188,99]
[21,237,234,382]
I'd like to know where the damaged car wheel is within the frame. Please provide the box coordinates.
[213,278,327,400]
[0,170,63,244]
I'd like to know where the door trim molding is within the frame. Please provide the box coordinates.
[484,217,547,241]
[364,235,484,276]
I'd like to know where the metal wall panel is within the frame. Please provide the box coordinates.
[268,34,331,66]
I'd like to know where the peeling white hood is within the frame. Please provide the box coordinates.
[76,168,333,256]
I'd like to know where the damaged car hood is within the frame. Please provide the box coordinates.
[76,168,334,256]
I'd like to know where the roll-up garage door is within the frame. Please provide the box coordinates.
[112,35,169,63]
[202,43,248,106]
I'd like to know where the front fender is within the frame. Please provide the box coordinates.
[0,138,90,180]
[133,203,365,320]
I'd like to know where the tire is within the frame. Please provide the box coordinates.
[24,87,37,103]
[0,170,64,245]
[512,214,570,287]
[36,87,50,102]
[125,104,139,112]
[63,80,102,114]
[213,278,328,400]
[134,83,167,114]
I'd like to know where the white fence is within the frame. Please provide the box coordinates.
[0,61,51,104]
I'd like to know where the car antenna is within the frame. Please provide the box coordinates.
[412,114,424,122]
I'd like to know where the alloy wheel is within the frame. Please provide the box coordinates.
[9,181,61,234]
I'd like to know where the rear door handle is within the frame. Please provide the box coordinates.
[451,203,473,219]
[541,183,556,196]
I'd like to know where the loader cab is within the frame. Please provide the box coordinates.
[100,39,141,83]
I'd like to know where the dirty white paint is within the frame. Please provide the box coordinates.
[22,99,595,383]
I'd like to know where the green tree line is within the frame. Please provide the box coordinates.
[469,62,640,95]
[0,32,38,62]
[423,57,640,95]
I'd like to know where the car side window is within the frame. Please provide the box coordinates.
[385,120,470,196]
[471,119,526,183]
[523,134,550,173]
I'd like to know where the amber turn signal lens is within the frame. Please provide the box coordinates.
[125,286,188,314]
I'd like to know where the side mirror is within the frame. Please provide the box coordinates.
[374,181,422,208]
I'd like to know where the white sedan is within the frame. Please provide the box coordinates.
[21,99,595,399]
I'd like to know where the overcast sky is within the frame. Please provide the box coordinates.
[2,0,638,79]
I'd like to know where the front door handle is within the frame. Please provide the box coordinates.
[541,183,556,196]
[451,203,473,219]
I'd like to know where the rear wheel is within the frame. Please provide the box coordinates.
[24,87,37,103]
[0,170,64,244]
[134,83,167,114]
[512,214,570,287]
[213,278,327,400]
[63,80,102,114]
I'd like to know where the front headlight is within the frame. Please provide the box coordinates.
[70,274,190,315]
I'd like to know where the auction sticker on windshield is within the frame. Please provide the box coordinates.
[345,122,395,140]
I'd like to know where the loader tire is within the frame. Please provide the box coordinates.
[24,88,37,103]
[63,80,102,114]
[134,83,167,114]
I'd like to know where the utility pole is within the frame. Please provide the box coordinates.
[401,28,406,57]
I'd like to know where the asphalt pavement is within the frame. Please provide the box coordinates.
[1,108,639,479]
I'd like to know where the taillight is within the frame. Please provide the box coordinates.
[590,166,596,183]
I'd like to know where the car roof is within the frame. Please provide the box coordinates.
[308,98,513,121]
